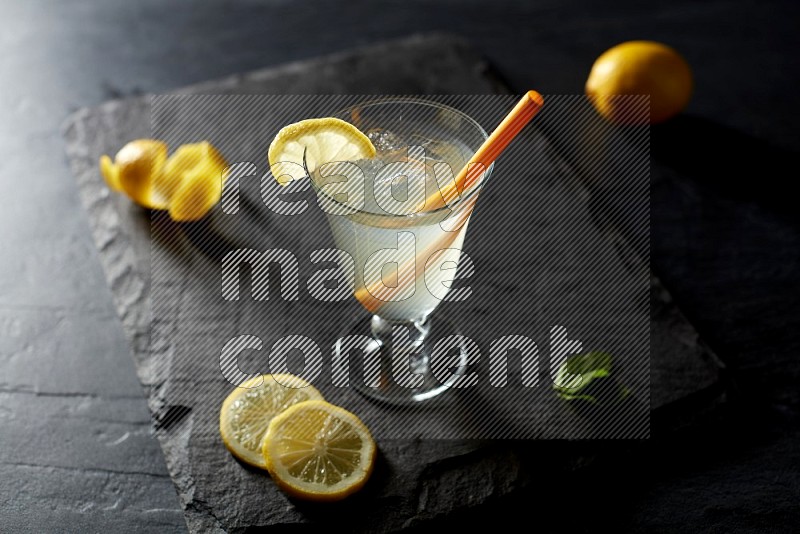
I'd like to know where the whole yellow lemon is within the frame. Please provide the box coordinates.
[586,41,693,124]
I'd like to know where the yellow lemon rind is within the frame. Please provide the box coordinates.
[115,139,170,209]
[166,142,228,221]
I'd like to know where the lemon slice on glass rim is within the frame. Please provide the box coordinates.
[261,400,376,501]
[267,118,376,185]
[219,374,324,469]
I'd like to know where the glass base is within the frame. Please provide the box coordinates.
[333,313,469,405]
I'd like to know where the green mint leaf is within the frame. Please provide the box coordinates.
[553,351,613,393]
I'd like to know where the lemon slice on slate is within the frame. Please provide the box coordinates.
[261,400,376,501]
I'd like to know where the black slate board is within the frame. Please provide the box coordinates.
[62,34,725,532]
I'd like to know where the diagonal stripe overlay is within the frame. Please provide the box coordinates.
[148,94,650,441]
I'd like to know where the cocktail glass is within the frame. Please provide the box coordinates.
[309,98,492,404]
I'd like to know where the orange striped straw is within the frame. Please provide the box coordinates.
[355,91,544,312]
[426,90,545,211]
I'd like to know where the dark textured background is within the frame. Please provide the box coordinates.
[2,0,799,532]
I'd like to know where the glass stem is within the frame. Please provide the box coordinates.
[370,315,431,374]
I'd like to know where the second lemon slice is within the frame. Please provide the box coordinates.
[219,375,324,469]
[267,118,376,185]
[261,400,376,501]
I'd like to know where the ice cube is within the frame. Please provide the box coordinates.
[367,128,405,153]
